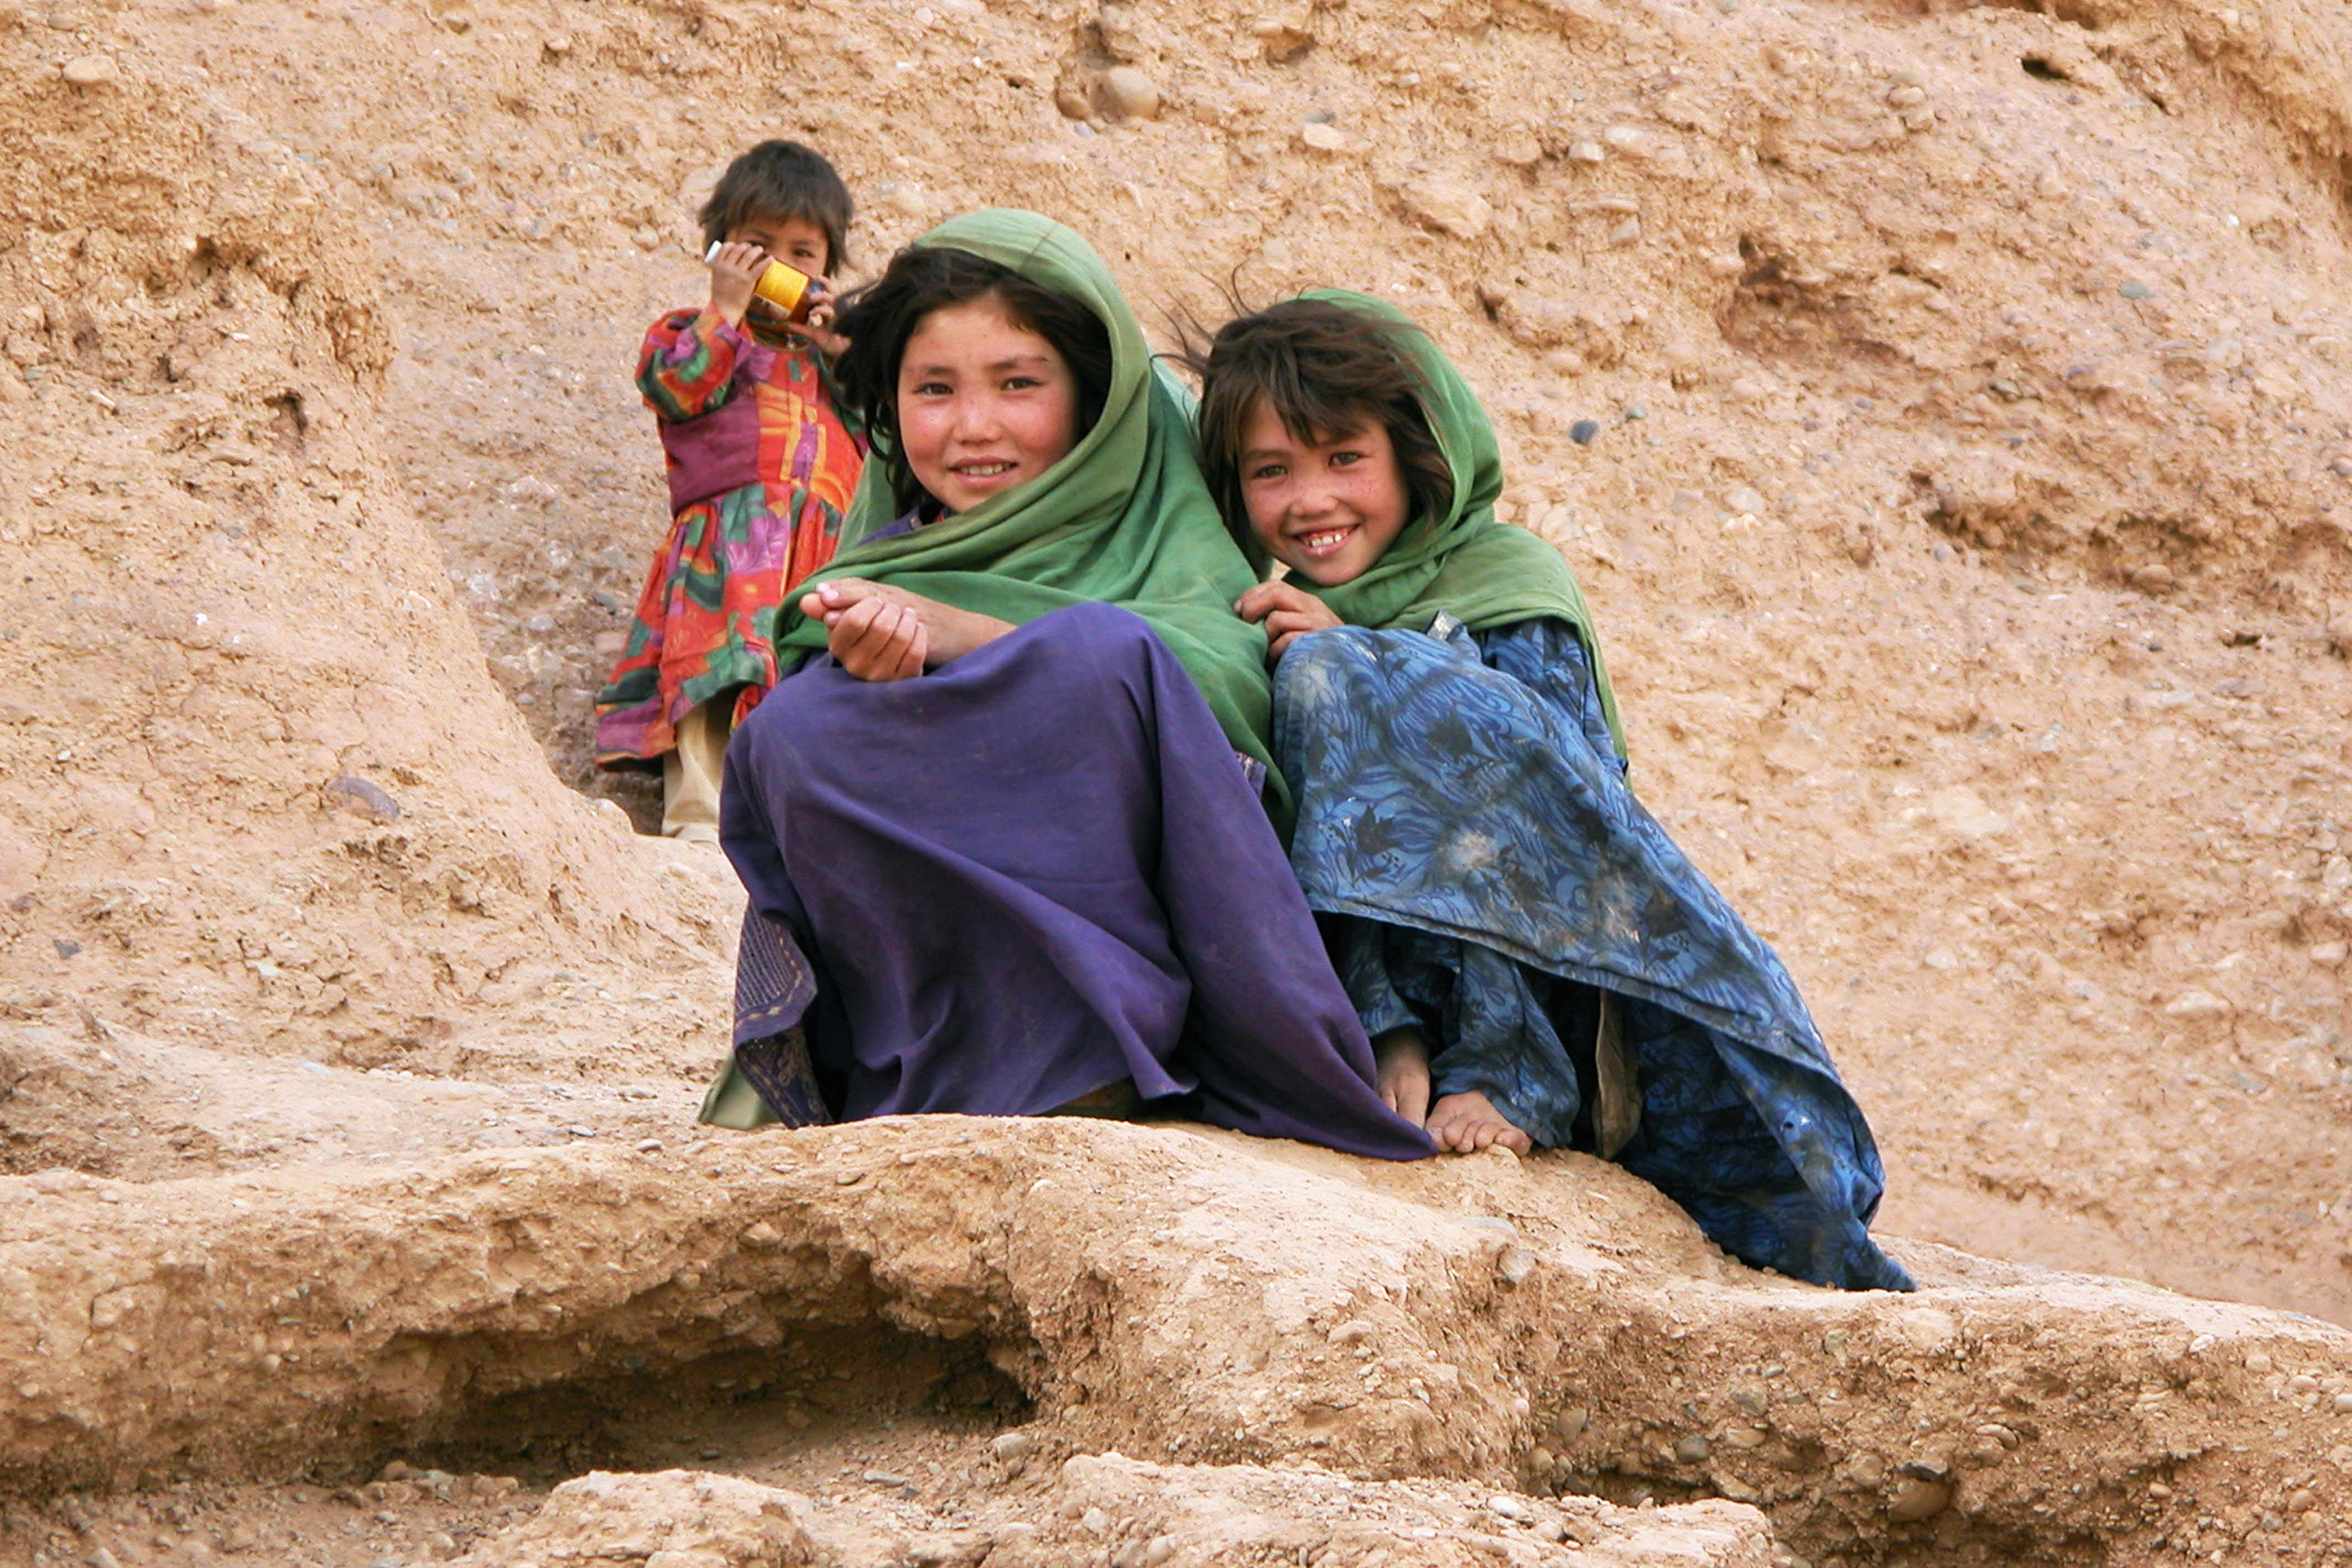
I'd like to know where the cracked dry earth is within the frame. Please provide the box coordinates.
[6,0,2352,1560]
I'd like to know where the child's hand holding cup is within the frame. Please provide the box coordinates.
[704,239,774,329]
[705,241,841,351]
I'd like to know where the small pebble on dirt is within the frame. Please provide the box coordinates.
[1887,1475,1952,1523]
[1102,66,1161,119]
[61,53,116,86]
[1569,419,1600,445]
[324,775,401,822]
[2120,280,2153,299]
[1673,1435,1709,1463]
[992,1431,1036,1461]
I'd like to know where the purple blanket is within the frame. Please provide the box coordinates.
[719,601,1433,1161]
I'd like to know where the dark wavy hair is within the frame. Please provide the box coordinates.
[698,140,852,274]
[1178,298,1454,556]
[831,246,1116,514]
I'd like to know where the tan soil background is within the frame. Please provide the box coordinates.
[3,0,2351,1561]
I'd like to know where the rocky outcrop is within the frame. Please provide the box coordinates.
[2,1118,2346,1563]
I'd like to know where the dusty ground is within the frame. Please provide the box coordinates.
[2,0,2351,1560]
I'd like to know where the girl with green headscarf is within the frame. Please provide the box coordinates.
[1189,293,1912,1290]
[701,213,1430,1165]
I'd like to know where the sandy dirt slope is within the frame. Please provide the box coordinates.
[3,0,2352,1561]
[0,12,743,1085]
[7,0,2345,1317]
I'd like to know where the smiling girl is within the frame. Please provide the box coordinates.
[774,243,1116,681]
[698,216,1429,1165]
[1188,293,1912,1291]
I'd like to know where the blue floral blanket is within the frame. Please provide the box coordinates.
[1274,616,1912,1292]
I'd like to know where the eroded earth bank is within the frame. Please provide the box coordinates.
[1,0,2349,1561]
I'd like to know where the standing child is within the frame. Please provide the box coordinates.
[1188,293,1912,1291]
[594,140,866,842]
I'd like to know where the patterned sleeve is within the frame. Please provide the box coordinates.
[1477,617,1628,776]
[636,309,748,423]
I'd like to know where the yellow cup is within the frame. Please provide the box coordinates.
[704,242,824,324]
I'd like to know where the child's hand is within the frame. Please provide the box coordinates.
[802,580,1013,668]
[706,240,769,329]
[815,590,927,682]
[1236,580,1342,664]
[782,287,851,358]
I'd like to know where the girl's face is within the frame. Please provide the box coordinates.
[1237,396,1413,586]
[727,211,831,277]
[897,294,1081,514]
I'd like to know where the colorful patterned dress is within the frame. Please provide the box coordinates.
[594,310,866,767]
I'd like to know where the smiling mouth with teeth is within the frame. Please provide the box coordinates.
[1295,526,1357,555]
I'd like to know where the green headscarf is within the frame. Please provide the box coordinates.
[1269,289,1626,757]
[774,210,1283,803]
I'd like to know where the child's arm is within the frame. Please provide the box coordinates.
[636,309,746,423]
[634,243,773,421]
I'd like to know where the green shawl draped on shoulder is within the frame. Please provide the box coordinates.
[773,210,1282,802]
[1277,289,1626,757]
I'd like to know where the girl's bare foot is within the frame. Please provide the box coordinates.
[1373,1028,1432,1126]
[1426,1091,1534,1154]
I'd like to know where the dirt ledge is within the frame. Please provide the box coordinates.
[2,1117,2346,1564]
